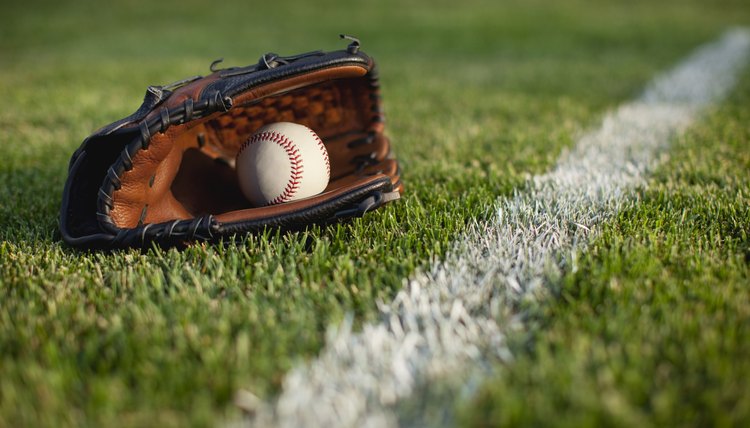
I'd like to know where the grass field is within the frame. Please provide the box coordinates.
[1,0,749,426]
[461,70,750,428]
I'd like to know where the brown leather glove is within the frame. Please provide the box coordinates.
[60,36,402,249]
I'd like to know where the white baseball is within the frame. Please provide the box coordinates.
[236,122,330,207]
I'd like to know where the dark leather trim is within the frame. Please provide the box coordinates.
[218,176,394,235]
[202,51,371,102]
[60,151,116,248]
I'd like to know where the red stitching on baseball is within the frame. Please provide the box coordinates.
[238,130,304,205]
[309,129,330,177]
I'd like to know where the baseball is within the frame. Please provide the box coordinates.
[236,122,330,207]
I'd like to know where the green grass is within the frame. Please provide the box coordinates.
[1,0,749,426]
[461,69,750,428]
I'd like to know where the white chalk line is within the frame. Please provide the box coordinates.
[238,29,750,428]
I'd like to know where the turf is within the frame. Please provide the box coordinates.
[1,0,749,426]
[461,69,750,427]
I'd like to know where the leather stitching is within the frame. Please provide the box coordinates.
[308,128,330,177]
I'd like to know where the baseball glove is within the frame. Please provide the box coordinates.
[60,36,402,249]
